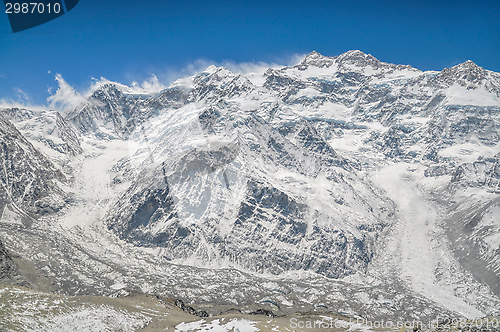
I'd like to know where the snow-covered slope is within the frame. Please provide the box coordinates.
[0,108,83,157]
[66,82,189,139]
[1,50,500,321]
[443,154,500,296]
[0,114,67,221]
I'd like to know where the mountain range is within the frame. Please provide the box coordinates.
[1,50,500,325]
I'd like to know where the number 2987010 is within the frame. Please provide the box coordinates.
[5,2,61,14]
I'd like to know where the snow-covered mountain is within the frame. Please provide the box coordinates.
[1,50,500,322]
[105,81,390,279]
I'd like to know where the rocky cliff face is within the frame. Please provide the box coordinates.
[0,238,20,283]
[0,115,67,220]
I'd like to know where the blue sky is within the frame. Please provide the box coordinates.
[1,0,499,105]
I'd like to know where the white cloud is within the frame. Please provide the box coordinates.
[39,53,307,113]
[130,75,166,94]
[1,54,306,114]
[0,97,46,112]
[14,88,30,101]
[72,54,305,100]
[47,74,88,112]
[0,86,41,110]
[84,74,167,96]
[154,53,306,87]
[0,87,49,112]
[218,54,305,76]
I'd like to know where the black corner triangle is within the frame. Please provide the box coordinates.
[64,0,79,12]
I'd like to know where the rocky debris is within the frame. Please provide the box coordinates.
[450,154,500,192]
[424,164,455,177]
[0,238,28,286]
[174,299,209,318]
[249,309,276,318]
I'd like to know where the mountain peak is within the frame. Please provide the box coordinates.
[93,82,121,92]
[453,60,482,71]
[204,65,218,74]
[200,65,235,79]
[91,82,132,97]
[304,50,325,60]
[300,51,334,68]
[438,60,486,85]
[342,49,368,57]
[90,82,125,101]
[336,50,379,65]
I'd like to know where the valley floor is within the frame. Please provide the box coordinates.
[2,284,500,332]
